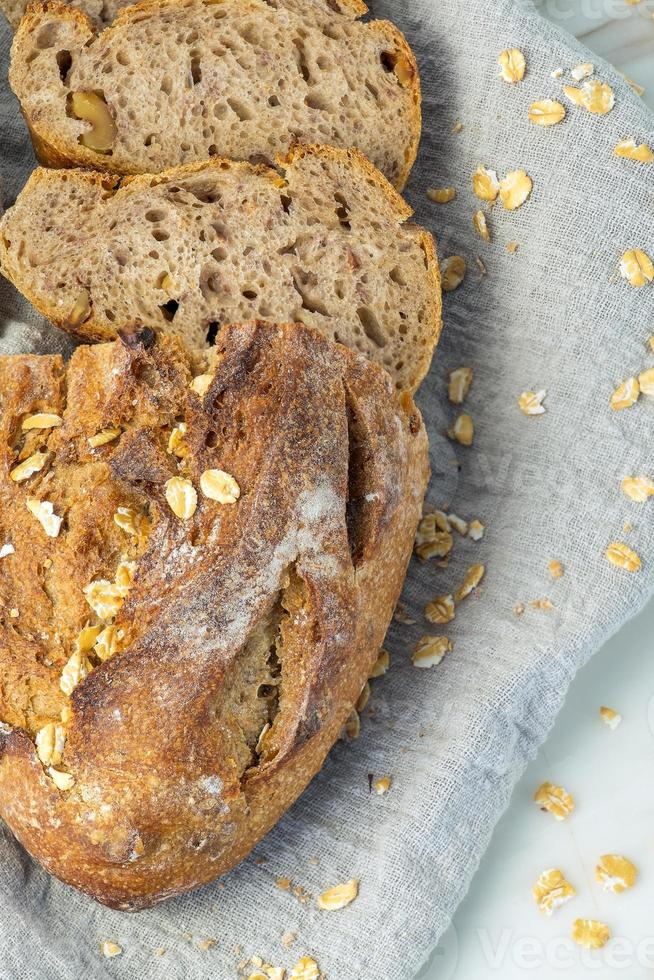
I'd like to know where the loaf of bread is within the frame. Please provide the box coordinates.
[0,320,428,909]
[9,0,421,188]
[0,0,130,30]
[0,145,441,392]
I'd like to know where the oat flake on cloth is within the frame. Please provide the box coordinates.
[1,0,654,977]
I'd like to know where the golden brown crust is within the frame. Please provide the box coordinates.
[0,322,428,908]
[10,0,421,189]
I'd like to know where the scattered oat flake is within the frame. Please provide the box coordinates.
[621,72,645,96]
[564,79,614,114]
[276,877,292,891]
[369,649,389,678]
[529,99,566,126]
[282,932,296,948]
[374,776,392,795]
[514,602,525,616]
[472,210,490,242]
[455,563,485,601]
[497,48,526,83]
[427,187,456,203]
[529,598,554,611]
[10,451,48,482]
[412,635,452,668]
[614,139,653,163]
[518,389,546,416]
[638,368,654,395]
[198,938,216,951]
[551,67,564,78]
[475,255,488,277]
[468,519,485,540]
[290,957,320,979]
[600,705,622,730]
[448,513,468,535]
[448,366,473,404]
[22,412,63,431]
[316,879,358,911]
[190,373,214,396]
[425,594,455,625]
[605,541,641,572]
[355,681,370,712]
[0,543,15,559]
[472,166,500,201]
[344,708,360,739]
[620,248,654,286]
[448,413,474,446]
[88,427,121,448]
[201,469,240,503]
[571,62,594,81]
[534,781,575,820]
[416,529,453,562]
[441,255,466,292]
[572,919,610,950]
[99,941,122,959]
[26,498,62,538]
[596,854,637,892]
[622,475,654,502]
[609,377,640,410]
[452,120,464,133]
[154,947,166,956]
[506,242,519,254]
[548,560,564,579]
[165,476,197,519]
[499,170,532,210]
[532,868,576,916]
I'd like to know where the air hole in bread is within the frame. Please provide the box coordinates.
[189,53,202,86]
[152,229,170,242]
[305,93,329,112]
[227,97,253,122]
[357,307,386,348]
[292,273,329,317]
[242,288,258,301]
[334,192,351,230]
[280,194,292,214]
[344,395,371,568]
[145,209,167,223]
[380,51,397,73]
[292,37,311,83]
[160,75,173,96]
[268,94,280,107]
[205,322,220,345]
[389,266,406,287]
[160,299,179,321]
[205,430,218,447]
[56,50,72,85]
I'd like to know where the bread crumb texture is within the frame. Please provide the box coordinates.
[0,321,428,909]
[0,147,441,393]
[9,0,420,188]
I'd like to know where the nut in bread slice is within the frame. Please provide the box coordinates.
[0,321,428,908]
[0,145,441,392]
[9,0,421,188]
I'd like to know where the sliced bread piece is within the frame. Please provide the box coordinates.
[0,145,441,392]
[9,0,421,188]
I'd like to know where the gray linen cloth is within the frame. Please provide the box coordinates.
[1,1,653,977]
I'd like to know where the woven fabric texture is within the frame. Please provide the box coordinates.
[1,0,653,977]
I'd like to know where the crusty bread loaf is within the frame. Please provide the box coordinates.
[0,321,428,909]
[0,145,441,392]
[0,0,130,31]
[9,0,421,188]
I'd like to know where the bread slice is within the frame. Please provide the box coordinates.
[0,321,428,908]
[9,0,421,189]
[0,0,130,31]
[0,145,441,392]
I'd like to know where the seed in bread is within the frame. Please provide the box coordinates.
[0,145,441,393]
[9,0,421,189]
[0,320,429,909]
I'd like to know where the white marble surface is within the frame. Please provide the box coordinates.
[420,4,654,978]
